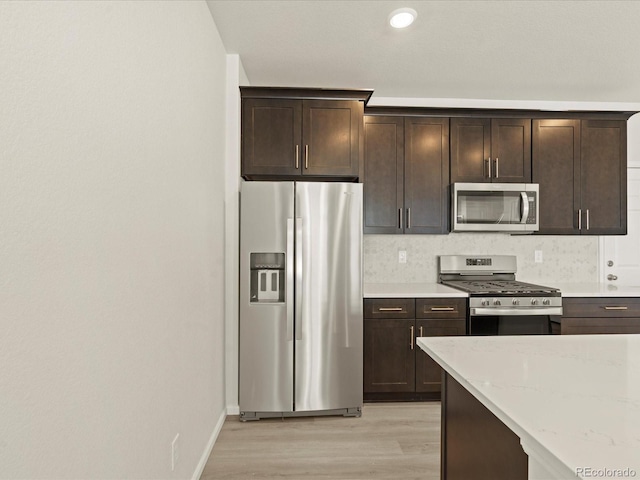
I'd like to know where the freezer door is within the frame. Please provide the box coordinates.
[239,181,295,413]
[295,182,363,412]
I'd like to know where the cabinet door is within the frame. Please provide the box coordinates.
[532,119,581,234]
[363,318,416,393]
[580,120,627,235]
[415,319,465,393]
[491,118,531,183]
[450,118,491,183]
[404,117,450,234]
[242,99,302,177]
[363,116,404,234]
[302,100,361,177]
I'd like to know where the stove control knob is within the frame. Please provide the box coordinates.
[494,299,501,306]
[543,298,551,306]
[531,298,538,305]
[481,299,489,306]
[512,299,520,305]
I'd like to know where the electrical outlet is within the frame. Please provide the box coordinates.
[398,250,407,264]
[534,250,543,263]
[171,433,180,471]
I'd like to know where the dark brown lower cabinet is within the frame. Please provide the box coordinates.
[441,373,527,480]
[363,317,416,393]
[364,297,466,401]
[560,297,640,334]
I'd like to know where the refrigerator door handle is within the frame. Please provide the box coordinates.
[295,217,303,341]
[286,218,294,341]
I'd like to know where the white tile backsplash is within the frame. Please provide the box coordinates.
[364,234,599,285]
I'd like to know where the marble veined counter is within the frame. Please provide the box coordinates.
[554,282,640,297]
[417,335,640,480]
[363,282,467,298]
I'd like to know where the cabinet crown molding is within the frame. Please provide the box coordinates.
[365,105,637,120]
[240,86,374,104]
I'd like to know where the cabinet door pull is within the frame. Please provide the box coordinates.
[430,306,455,311]
[485,158,492,178]
[604,306,628,310]
[399,208,403,230]
[586,209,590,230]
[407,208,411,229]
[410,325,414,350]
[295,145,299,169]
[378,307,403,312]
[419,326,424,337]
[495,157,499,179]
[578,209,582,230]
[304,145,309,169]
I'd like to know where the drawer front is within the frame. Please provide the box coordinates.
[563,298,640,318]
[364,298,415,319]
[416,298,466,319]
[417,319,466,336]
[561,317,640,335]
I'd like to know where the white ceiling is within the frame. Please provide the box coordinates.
[206,0,640,105]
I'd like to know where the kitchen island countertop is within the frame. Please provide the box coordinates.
[363,282,467,298]
[417,334,640,480]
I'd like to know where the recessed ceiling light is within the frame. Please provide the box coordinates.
[389,8,417,28]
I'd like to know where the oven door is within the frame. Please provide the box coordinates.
[468,307,563,335]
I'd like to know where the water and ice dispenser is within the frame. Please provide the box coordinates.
[249,253,285,303]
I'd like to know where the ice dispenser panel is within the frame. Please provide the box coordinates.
[250,253,285,303]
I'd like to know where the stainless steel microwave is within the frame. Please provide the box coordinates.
[452,182,539,233]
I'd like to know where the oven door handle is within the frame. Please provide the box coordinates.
[471,307,563,316]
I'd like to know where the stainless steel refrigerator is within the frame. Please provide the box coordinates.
[239,181,363,421]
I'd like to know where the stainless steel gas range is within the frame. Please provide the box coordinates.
[439,255,562,335]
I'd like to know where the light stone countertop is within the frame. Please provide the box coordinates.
[417,335,640,480]
[363,283,467,298]
[364,281,640,299]
[553,282,640,297]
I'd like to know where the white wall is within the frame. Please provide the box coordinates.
[223,55,247,415]
[0,2,227,478]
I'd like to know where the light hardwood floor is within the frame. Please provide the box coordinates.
[201,402,441,480]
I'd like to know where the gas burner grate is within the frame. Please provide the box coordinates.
[443,280,560,295]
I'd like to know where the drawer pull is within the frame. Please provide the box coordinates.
[604,306,628,310]
[378,307,404,312]
[430,307,456,311]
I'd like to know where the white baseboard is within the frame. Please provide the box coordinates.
[226,404,240,415]
[191,409,226,480]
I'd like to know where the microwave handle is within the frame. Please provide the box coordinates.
[520,192,530,224]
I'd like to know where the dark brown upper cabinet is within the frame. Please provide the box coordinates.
[450,118,531,183]
[533,119,627,235]
[240,88,371,180]
[363,115,449,234]
[581,120,627,234]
